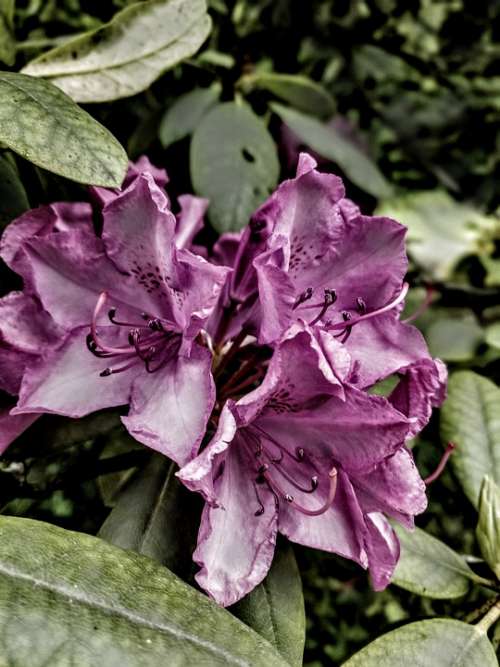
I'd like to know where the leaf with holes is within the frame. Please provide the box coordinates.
[231,542,305,667]
[99,453,201,579]
[22,0,211,103]
[0,72,127,186]
[239,72,335,118]
[392,525,478,599]
[0,515,289,666]
[343,619,497,667]
[159,84,221,148]
[440,371,500,507]
[190,102,280,233]
[271,102,392,198]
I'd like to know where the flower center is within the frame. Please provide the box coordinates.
[241,425,338,517]
[86,291,181,376]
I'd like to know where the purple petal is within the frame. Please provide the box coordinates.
[365,512,400,590]
[123,343,215,466]
[175,194,208,249]
[90,157,169,208]
[193,441,278,606]
[13,326,137,418]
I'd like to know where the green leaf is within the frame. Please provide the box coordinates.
[0,0,15,66]
[99,453,200,579]
[477,476,500,580]
[0,72,127,186]
[440,371,500,507]
[159,84,221,148]
[270,102,392,198]
[190,102,279,233]
[343,619,497,667]
[231,542,305,667]
[0,516,289,666]
[240,72,335,118]
[0,152,29,228]
[22,0,212,103]
[392,525,476,598]
[485,322,500,350]
[377,190,500,280]
[425,309,483,361]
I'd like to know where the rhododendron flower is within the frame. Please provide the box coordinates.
[0,163,228,464]
[178,324,430,606]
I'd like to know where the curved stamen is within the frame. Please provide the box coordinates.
[251,425,306,463]
[328,283,409,332]
[108,308,146,328]
[424,442,455,485]
[293,287,314,310]
[269,457,318,493]
[253,482,265,516]
[402,285,435,324]
[99,358,139,376]
[309,289,337,326]
[264,467,338,516]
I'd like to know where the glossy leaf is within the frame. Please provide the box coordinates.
[344,619,497,667]
[425,309,483,361]
[441,371,500,507]
[392,525,476,599]
[271,102,392,198]
[0,152,30,228]
[477,476,500,579]
[240,72,335,118]
[159,84,221,148]
[0,515,289,666]
[190,102,279,233]
[0,72,127,186]
[231,542,305,667]
[22,0,211,103]
[377,190,499,280]
[99,453,200,579]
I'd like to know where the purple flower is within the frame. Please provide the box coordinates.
[178,324,428,606]
[0,162,228,464]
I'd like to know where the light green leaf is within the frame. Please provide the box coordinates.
[440,371,500,507]
[190,102,279,233]
[0,72,127,186]
[232,542,305,667]
[377,190,500,280]
[240,72,335,118]
[159,84,221,148]
[99,454,200,579]
[0,152,29,228]
[271,102,392,198]
[477,476,500,580]
[425,309,483,361]
[392,525,476,598]
[0,516,289,666]
[343,619,497,667]
[481,256,500,287]
[0,0,15,66]
[22,0,212,103]
[485,322,500,350]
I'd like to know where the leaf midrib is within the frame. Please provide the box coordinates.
[0,560,250,666]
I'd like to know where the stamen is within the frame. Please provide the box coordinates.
[253,483,265,516]
[402,286,435,324]
[328,283,409,333]
[271,459,318,494]
[108,308,145,328]
[309,289,337,326]
[263,467,338,517]
[293,287,314,310]
[356,297,366,314]
[99,358,139,377]
[424,442,455,485]
[251,425,306,463]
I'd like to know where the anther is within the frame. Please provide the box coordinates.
[356,297,366,314]
[309,288,337,326]
[293,287,314,310]
[285,494,294,503]
[100,368,113,377]
[311,476,318,490]
[296,448,305,460]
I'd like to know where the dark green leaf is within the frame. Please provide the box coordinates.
[343,619,497,666]
[271,102,392,198]
[0,515,289,666]
[0,152,29,228]
[99,453,200,579]
[241,72,335,118]
[0,72,127,186]
[22,0,211,103]
[231,542,305,667]
[159,85,221,148]
[190,102,279,233]
[0,0,15,66]
[392,525,476,599]
[440,371,500,507]
[477,476,500,579]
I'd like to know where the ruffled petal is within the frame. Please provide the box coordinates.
[175,194,208,249]
[365,512,400,590]
[13,326,137,418]
[123,343,215,466]
[193,441,278,606]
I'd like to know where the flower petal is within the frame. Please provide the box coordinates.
[175,194,208,249]
[193,441,278,606]
[13,326,137,418]
[365,512,400,591]
[123,343,215,466]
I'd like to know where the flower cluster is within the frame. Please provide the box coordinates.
[0,154,446,606]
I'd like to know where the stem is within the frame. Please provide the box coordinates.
[16,33,85,51]
[477,597,500,633]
